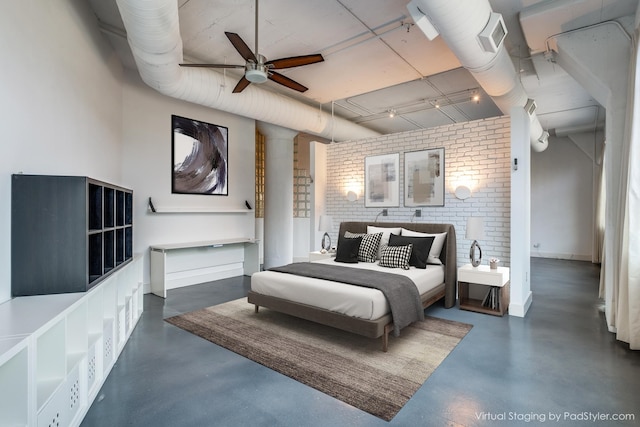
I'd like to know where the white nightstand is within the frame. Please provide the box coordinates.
[458,264,510,316]
[309,251,335,262]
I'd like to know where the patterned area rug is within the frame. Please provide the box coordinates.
[165,298,472,421]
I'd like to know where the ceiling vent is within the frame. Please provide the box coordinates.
[406,1,440,40]
[525,99,537,116]
[478,12,507,53]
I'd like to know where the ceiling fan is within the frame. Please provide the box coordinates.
[179,0,324,93]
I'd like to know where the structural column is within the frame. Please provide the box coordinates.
[510,106,532,317]
[257,122,296,269]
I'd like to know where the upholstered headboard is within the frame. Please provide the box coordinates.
[337,221,457,309]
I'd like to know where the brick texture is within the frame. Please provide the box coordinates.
[326,116,511,267]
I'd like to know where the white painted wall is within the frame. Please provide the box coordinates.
[531,134,596,260]
[121,71,256,288]
[0,0,124,304]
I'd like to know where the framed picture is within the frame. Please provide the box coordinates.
[171,115,228,195]
[404,148,445,207]
[365,153,399,207]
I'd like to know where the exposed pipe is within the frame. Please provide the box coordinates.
[114,0,379,142]
[409,0,549,151]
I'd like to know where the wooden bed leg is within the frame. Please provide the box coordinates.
[254,305,259,313]
[382,323,393,352]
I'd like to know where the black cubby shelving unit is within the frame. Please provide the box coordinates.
[12,175,133,296]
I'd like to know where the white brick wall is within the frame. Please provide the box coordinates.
[326,116,511,267]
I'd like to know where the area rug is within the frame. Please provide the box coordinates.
[165,298,472,421]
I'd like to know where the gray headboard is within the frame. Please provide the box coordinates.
[337,221,457,309]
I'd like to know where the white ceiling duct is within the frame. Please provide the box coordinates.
[408,0,549,152]
[114,0,379,142]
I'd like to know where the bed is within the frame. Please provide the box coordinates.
[247,221,457,351]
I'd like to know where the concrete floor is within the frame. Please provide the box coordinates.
[81,258,640,426]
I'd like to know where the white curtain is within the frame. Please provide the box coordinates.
[593,137,605,265]
[611,17,640,350]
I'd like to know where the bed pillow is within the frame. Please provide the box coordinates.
[401,228,447,265]
[378,244,413,270]
[344,231,382,263]
[388,234,435,269]
[334,235,362,263]
[367,226,402,259]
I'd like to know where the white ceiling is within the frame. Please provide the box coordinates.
[89,0,637,135]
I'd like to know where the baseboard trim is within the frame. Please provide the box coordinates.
[531,252,591,261]
[509,291,532,317]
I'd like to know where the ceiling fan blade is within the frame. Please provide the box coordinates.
[232,76,251,93]
[266,54,324,70]
[179,63,245,69]
[225,32,257,63]
[268,71,308,92]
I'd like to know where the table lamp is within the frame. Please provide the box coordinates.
[318,215,334,252]
[466,217,485,267]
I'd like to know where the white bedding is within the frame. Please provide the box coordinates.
[250,258,445,321]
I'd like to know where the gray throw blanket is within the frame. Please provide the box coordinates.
[269,262,424,336]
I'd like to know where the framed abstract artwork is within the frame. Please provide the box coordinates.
[365,153,399,207]
[404,148,445,207]
[171,115,228,195]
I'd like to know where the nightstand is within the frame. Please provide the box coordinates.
[458,264,510,316]
[309,251,334,261]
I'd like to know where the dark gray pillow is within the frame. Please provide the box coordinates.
[388,234,435,269]
[335,235,362,263]
[344,231,382,263]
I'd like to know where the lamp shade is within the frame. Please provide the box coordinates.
[466,217,485,240]
[318,215,334,232]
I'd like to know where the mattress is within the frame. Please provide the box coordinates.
[250,258,445,321]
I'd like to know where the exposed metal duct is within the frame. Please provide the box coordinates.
[114,0,379,142]
[408,0,549,152]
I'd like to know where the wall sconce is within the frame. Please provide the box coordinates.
[454,185,472,200]
[374,209,388,222]
[345,178,361,202]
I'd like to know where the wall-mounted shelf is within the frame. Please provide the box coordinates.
[150,207,253,214]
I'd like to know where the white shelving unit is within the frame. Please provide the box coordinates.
[0,255,143,427]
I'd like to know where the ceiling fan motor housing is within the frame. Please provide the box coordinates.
[246,56,268,83]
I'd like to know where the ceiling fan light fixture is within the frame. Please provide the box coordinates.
[245,58,268,83]
[246,67,268,84]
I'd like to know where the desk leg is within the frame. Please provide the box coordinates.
[150,249,167,298]
[244,242,260,275]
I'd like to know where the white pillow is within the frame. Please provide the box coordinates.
[368,226,402,259]
[401,228,447,265]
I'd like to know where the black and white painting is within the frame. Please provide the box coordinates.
[365,153,399,207]
[404,148,445,207]
[172,115,228,195]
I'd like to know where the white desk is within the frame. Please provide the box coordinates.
[150,238,260,298]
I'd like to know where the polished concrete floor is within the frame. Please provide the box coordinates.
[81,259,640,427]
